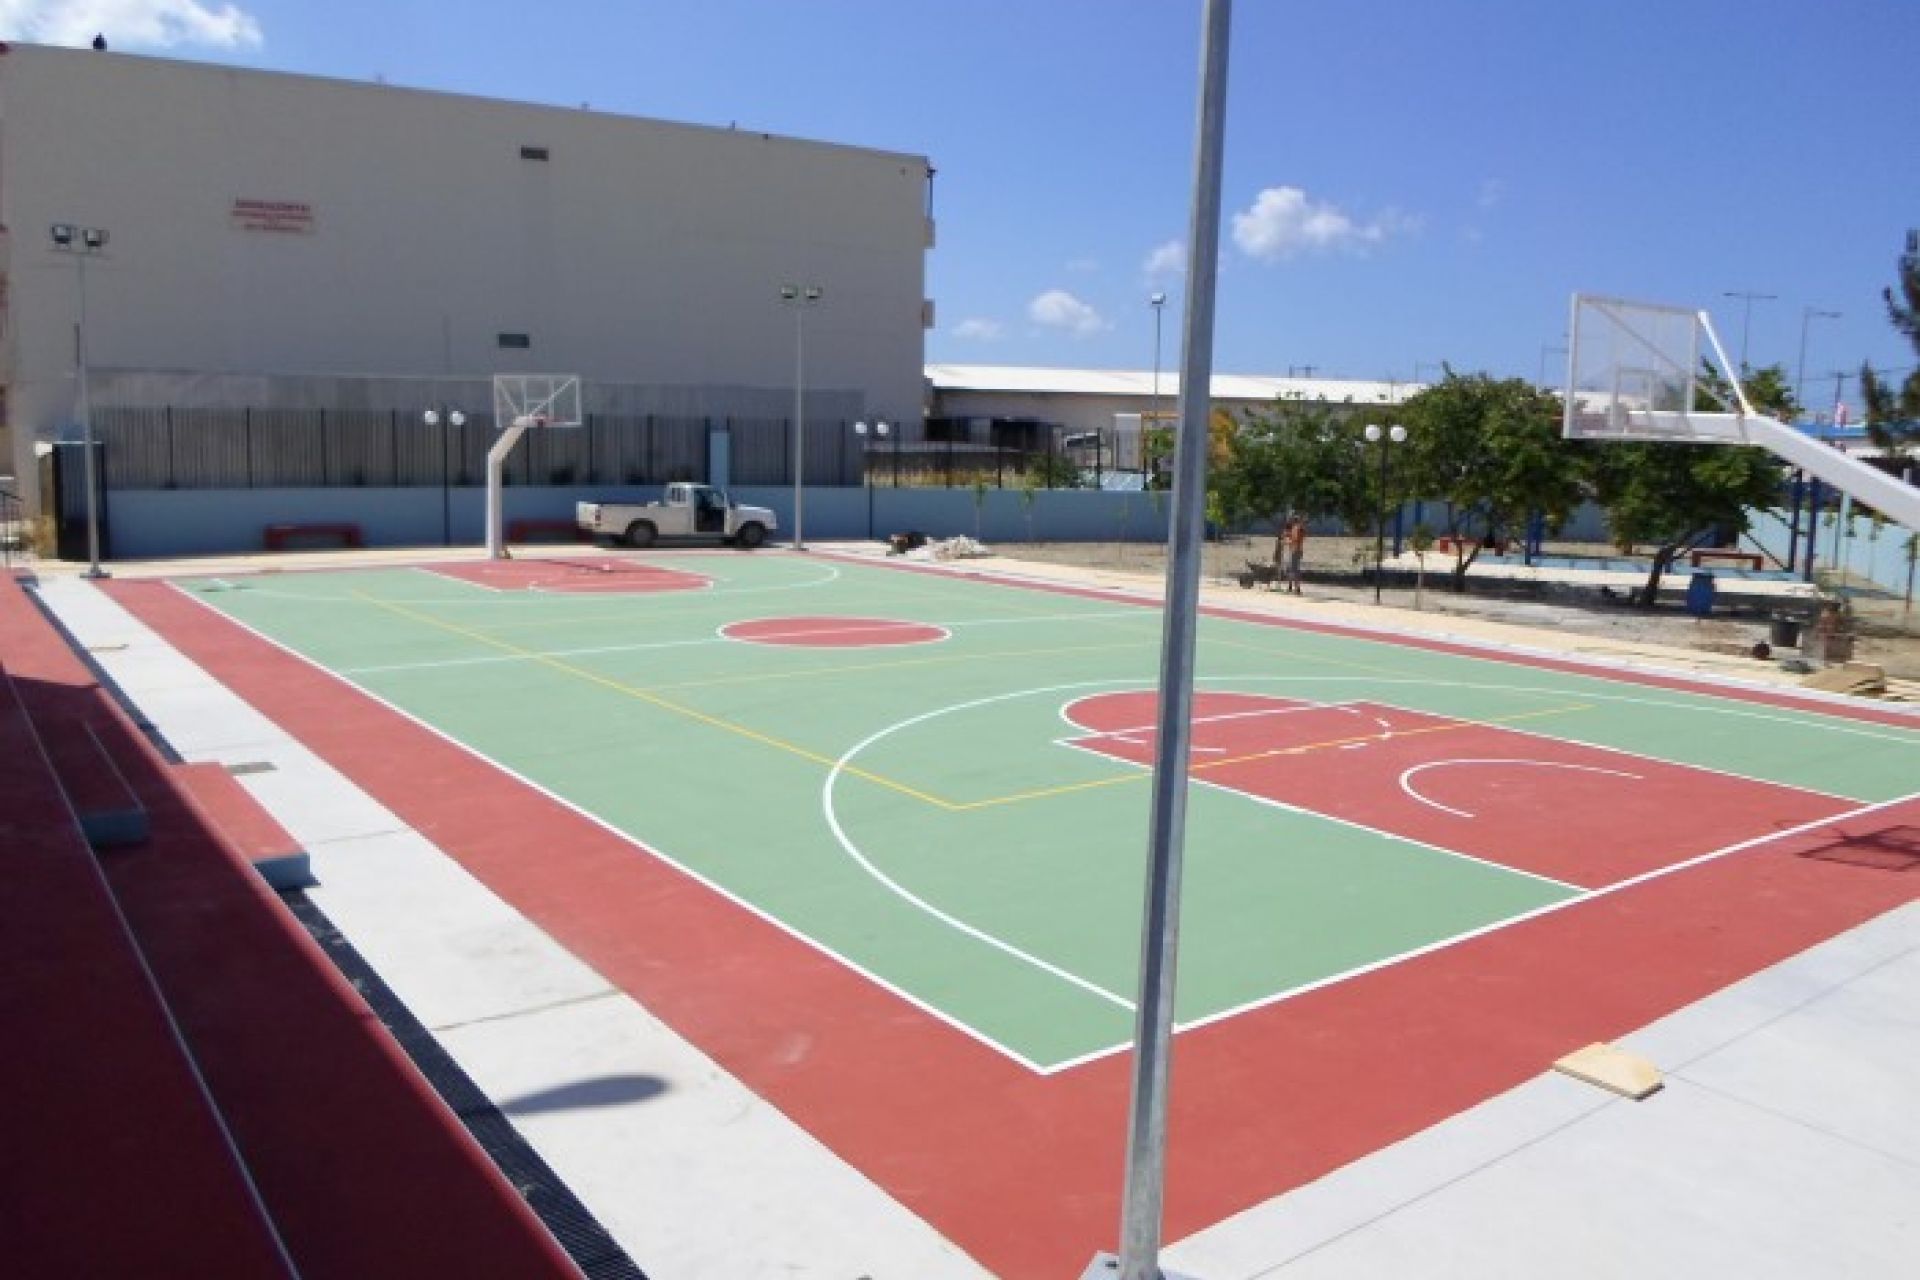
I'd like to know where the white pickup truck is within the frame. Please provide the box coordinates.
[576,483,777,549]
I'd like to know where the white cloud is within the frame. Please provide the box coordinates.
[1476,178,1506,210]
[1065,257,1101,275]
[1231,186,1412,262]
[952,318,1003,341]
[1142,239,1185,279]
[1028,289,1107,336]
[1,0,264,49]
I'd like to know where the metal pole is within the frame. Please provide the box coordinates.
[1373,435,1389,604]
[75,252,106,578]
[1112,2,1231,1277]
[441,407,453,546]
[793,305,806,551]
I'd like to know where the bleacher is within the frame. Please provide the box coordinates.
[0,570,584,1279]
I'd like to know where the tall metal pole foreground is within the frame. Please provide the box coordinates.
[1102,3,1232,1278]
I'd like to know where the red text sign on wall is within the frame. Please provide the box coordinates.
[230,199,315,233]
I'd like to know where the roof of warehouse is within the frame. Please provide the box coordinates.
[925,364,1422,405]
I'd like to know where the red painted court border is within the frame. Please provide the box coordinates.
[1062,690,1856,889]
[424,558,710,595]
[720,615,949,648]
[104,573,1920,1280]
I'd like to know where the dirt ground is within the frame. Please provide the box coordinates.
[986,535,1920,686]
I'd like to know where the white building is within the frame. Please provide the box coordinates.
[0,42,933,512]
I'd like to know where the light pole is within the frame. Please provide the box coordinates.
[853,419,889,540]
[1794,306,1841,411]
[1722,290,1777,371]
[780,283,823,549]
[1364,422,1407,604]
[1538,342,1568,389]
[1788,307,1839,575]
[1149,292,1167,487]
[423,406,467,546]
[51,223,110,578]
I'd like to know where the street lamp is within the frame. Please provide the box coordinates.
[853,419,890,540]
[779,283,824,550]
[1794,306,1841,410]
[1149,292,1167,487]
[1722,290,1777,371]
[50,223,110,578]
[1364,422,1408,604]
[423,406,467,546]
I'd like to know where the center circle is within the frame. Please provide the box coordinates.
[721,616,950,648]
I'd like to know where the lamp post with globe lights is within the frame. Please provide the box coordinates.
[853,419,890,540]
[1364,423,1408,604]
[423,406,466,545]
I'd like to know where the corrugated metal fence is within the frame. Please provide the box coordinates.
[91,409,864,491]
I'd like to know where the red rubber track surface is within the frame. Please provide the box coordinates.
[424,558,710,594]
[107,572,1920,1280]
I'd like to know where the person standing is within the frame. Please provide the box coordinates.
[1283,515,1307,594]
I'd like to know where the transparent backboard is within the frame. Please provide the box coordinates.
[1563,295,1747,443]
[492,374,583,430]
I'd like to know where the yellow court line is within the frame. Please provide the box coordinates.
[645,638,1149,695]
[954,702,1593,811]
[346,587,1591,819]
[348,591,961,810]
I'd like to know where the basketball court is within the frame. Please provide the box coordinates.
[40,544,1920,1277]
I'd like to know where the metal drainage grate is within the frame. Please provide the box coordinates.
[283,892,647,1280]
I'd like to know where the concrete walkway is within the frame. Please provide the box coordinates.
[29,554,1920,1279]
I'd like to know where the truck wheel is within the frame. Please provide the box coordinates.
[625,520,657,549]
[735,522,766,550]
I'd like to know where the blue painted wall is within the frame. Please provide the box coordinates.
[102,484,1177,558]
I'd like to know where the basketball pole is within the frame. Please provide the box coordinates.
[484,420,530,560]
[1098,3,1231,1278]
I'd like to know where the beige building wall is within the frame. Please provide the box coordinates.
[0,43,930,505]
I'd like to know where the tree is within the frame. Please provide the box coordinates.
[1860,229,1920,461]
[1211,396,1371,565]
[1589,437,1785,607]
[1395,374,1585,590]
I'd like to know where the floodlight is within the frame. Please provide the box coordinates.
[1364,423,1383,443]
[50,223,74,247]
[779,285,798,301]
[803,286,822,302]
[450,410,466,427]
[81,227,108,250]
[1389,425,1408,443]
[423,409,440,426]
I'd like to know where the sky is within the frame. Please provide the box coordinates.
[6,0,1918,410]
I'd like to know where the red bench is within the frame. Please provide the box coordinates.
[263,522,362,551]
[1690,549,1763,570]
[0,573,580,1280]
[506,517,586,544]
[0,589,294,1278]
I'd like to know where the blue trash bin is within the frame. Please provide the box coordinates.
[1685,570,1716,617]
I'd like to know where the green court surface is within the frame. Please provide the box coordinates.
[183,553,1920,1071]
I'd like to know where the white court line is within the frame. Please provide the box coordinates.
[1399,758,1644,819]
[1060,697,1361,742]
[207,557,847,607]
[339,608,1141,676]
[166,581,1061,1076]
[822,681,1154,1014]
[1042,790,1919,1075]
[162,585,1920,1074]
[1047,736,1587,895]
